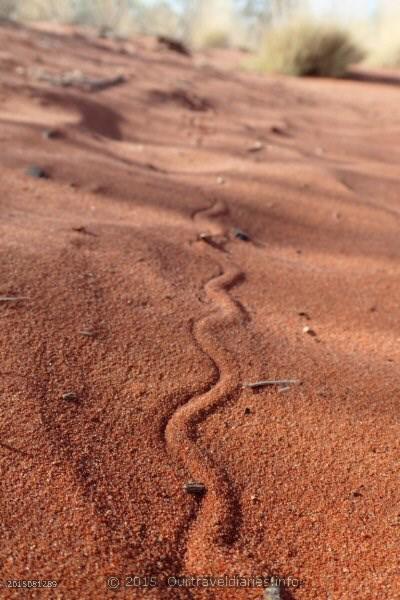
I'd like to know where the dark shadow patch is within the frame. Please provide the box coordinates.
[38,90,124,140]
[345,69,400,88]
[157,35,191,57]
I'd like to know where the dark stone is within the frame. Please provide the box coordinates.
[26,165,49,179]
[350,490,363,498]
[42,128,61,140]
[233,227,250,242]
[183,482,206,497]
[298,311,310,320]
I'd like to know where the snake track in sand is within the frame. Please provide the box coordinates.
[165,199,250,569]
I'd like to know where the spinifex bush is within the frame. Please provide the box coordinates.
[258,20,364,77]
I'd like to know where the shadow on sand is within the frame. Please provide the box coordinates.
[345,69,400,87]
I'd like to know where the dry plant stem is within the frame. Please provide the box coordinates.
[242,379,300,388]
[79,330,97,337]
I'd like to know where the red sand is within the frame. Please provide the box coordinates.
[0,21,399,600]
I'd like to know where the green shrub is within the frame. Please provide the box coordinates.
[258,20,364,77]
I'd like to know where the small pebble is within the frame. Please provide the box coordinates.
[233,228,250,242]
[26,165,49,179]
[271,125,286,135]
[303,325,317,337]
[183,481,206,497]
[244,407,251,415]
[298,311,310,320]
[199,232,213,242]
[350,489,363,498]
[42,128,61,140]
[88,184,107,194]
[247,140,263,152]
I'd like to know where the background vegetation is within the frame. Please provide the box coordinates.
[1,1,399,75]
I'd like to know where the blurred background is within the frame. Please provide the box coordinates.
[1,0,400,75]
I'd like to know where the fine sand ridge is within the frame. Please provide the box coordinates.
[165,199,250,573]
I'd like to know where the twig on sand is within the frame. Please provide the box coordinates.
[62,392,78,402]
[0,296,27,302]
[34,69,126,92]
[242,379,300,389]
[79,330,98,337]
[72,226,97,236]
[198,232,227,251]
[84,74,126,92]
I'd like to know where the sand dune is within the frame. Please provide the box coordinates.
[0,20,399,600]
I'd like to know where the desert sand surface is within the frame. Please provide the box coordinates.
[0,20,399,600]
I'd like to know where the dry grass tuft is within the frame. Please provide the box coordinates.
[8,0,135,36]
[257,20,364,77]
[197,29,231,49]
[365,19,400,68]
[186,0,239,50]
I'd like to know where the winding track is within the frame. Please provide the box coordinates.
[165,200,249,570]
